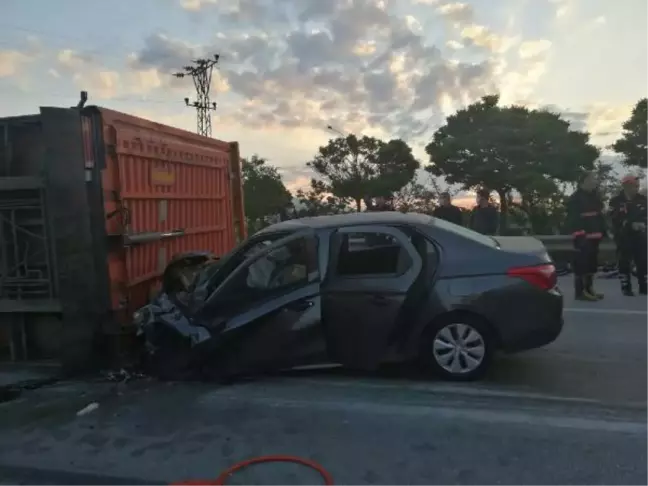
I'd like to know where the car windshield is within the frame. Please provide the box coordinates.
[432,217,498,248]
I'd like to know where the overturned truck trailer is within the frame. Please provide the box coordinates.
[0,106,245,370]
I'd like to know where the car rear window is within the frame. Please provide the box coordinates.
[432,217,498,248]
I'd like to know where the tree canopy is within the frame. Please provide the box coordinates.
[593,160,619,203]
[391,180,437,213]
[294,179,349,217]
[307,135,419,211]
[611,98,647,169]
[425,95,600,231]
[242,155,292,229]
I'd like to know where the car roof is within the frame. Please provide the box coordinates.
[257,211,436,234]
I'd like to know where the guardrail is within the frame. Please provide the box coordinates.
[536,235,615,252]
[536,235,616,264]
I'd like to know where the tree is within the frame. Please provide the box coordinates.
[593,160,619,203]
[612,98,647,169]
[294,179,349,217]
[307,135,420,212]
[242,155,292,231]
[391,180,437,213]
[425,95,600,232]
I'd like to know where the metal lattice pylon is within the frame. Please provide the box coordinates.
[174,55,220,137]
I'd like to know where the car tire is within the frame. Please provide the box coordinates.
[419,315,494,381]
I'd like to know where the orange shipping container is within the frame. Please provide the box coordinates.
[80,108,246,326]
[0,105,245,366]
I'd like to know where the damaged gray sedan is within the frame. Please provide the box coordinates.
[135,212,564,381]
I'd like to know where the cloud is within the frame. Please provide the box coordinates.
[179,0,217,11]
[129,0,502,142]
[544,102,633,146]
[550,0,572,19]
[518,40,552,60]
[0,49,34,78]
[116,0,552,145]
[48,42,224,101]
[437,2,474,24]
[0,0,569,185]
[583,103,634,143]
[55,49,96,73]
[0,1,552,152]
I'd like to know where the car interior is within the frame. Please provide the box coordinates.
[336,233,412,276]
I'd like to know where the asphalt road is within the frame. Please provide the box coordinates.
[0,276,645,485]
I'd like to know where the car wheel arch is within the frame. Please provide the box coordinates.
[423,310,501,346]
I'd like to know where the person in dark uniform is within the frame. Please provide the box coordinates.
[364,195,393,245]
[365,196,394,212]
[609,175,647,296]
[370,196,392,212]
[565,171,606,301]
[470,189,499,235]
[433,192,463,226]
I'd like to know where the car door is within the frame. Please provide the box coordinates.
[322,225,423,370]
[199,230,326,374]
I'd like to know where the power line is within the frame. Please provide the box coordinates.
[174,55,220,137]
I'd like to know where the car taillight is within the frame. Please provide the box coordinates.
[507,263,557,290]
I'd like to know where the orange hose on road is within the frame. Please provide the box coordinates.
[173,454,334,485]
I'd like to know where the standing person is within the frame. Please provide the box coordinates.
[433,192,463,226]
[470,189,499,235]
[366,196,393,212]
[609,175,647,296]
[565,171,606,301]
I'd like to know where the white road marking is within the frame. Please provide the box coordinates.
[564,307,647,315]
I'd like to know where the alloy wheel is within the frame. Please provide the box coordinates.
[432,323,486,375]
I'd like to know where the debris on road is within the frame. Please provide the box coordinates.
[76,402,99,417]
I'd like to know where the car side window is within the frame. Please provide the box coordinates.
[336,231,412,277]
[198,233,289,298]
[218,236,319,306]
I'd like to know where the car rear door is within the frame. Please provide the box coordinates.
[201,230,326,374]
[322,225,423,370]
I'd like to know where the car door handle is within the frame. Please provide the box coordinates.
[286,300,315,311]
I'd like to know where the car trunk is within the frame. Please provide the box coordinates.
[493,236,552,263]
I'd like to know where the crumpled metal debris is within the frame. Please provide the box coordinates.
[100,368,147,384]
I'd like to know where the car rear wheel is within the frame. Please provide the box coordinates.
[420,317,494,381]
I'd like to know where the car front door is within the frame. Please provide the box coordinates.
[199,230,325,375]
[322,225,423,370]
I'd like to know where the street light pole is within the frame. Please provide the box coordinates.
[326,125,346,137]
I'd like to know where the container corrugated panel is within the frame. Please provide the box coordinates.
[89,108,240,319]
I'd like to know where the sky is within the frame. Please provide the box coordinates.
[1,0,646,205]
